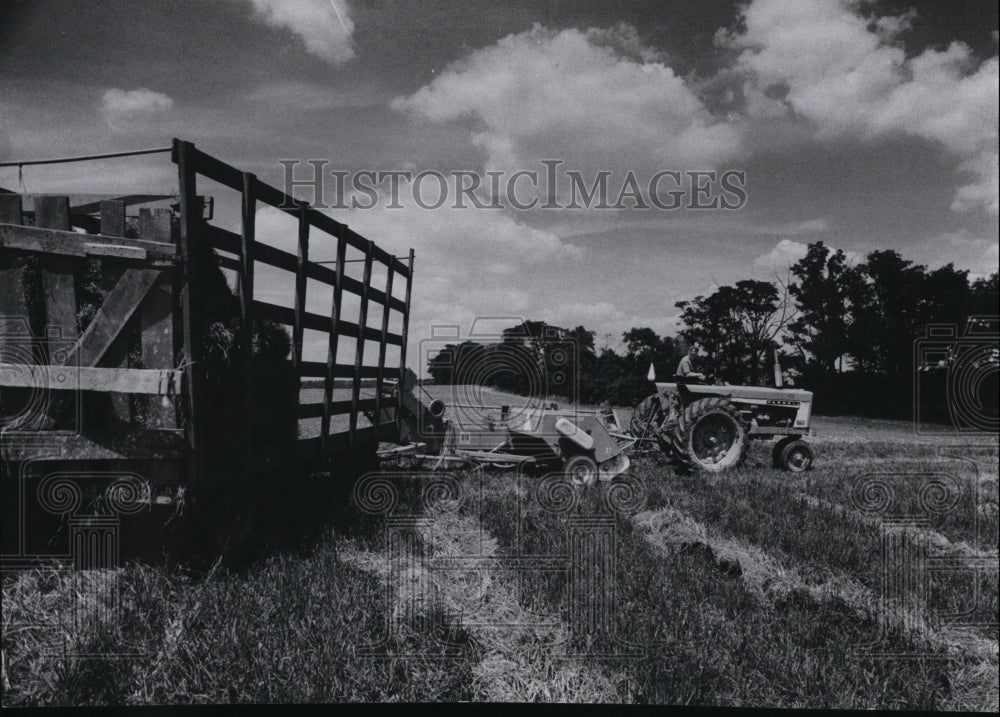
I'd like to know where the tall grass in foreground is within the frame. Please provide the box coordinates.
[2,531,478,706]
[3,442,995,708]
[465,469,968,709]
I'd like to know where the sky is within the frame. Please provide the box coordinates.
[1,0,997,369]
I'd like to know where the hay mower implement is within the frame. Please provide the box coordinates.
[370,371,631,486]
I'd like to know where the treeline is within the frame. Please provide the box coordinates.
[426,242,998,419]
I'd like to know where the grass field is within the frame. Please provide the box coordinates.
[3,387,997,707]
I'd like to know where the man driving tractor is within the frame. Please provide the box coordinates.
[675,343,705,382]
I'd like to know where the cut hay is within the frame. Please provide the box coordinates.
[339,507,627,702]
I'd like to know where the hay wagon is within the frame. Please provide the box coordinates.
[0,139,414,561]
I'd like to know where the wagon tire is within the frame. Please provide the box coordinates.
[564,455,599,488]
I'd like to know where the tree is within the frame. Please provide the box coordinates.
[848,250,928,376]
[622,327,661,363]
[675,279,794,385]
[494,320,588,401]
[426,341,487,385]
[787,242,859,375]
[923,263,971,326]
[970,272,1000,315]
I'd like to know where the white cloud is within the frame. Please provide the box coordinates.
[753,238,809,271]
[722,0,999,215]
[952,150,1000,215]
[392,24,742,176]
[743,218,830,236]
[248,0,354,65]
[753,238,860,273]
[101,88,173,119]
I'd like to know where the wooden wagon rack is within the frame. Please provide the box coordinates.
[0,139,415,506]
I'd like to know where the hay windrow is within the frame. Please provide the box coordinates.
[633,507,999,671]
[339,508,626,703]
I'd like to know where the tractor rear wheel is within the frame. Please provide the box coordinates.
[773,438,813,472]
[565,454,599,487]
[671,397,749,472]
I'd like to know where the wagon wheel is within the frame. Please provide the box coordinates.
[564,455,598,487]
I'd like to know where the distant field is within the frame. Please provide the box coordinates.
[306,382,997,448]
[3,385,997,707]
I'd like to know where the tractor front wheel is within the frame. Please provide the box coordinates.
[671,397,749,472]
[773,437,813,472]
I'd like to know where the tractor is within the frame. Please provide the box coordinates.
[631,366,816,473]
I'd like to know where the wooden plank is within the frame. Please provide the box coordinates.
[201,225,405,310]
[0,194,22,224]
[2,233,145,261]
[374,264,395,431]
[397,249,415,439]
[138,208,176,429]
[350,241,374,450]
[99,200,126,237]
[36,268,162,429]
[202,224,241,254]
[103,200,131,424]
[293,398,377,420]
[138,207,172,241]
[341,225,408,278]
[23,194,177,216]
[214,253,240,272]
[187,145,408,276]
[0,224,175,262]
[173,138,205,492]
[0,363,182,394]
[251,300,402,344]
[300,361,399,379]
[293,202,308,375]
[69,269,162,368]
[239,172,256,465]
[102,301,134,425]
[0,195,28,360]
[321,233,346,461]
[33,195,71,232]
[34,197,78,340]
[34,196,78,426]
[0,429,186,462]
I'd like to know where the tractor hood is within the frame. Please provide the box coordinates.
[655,382,812,403]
